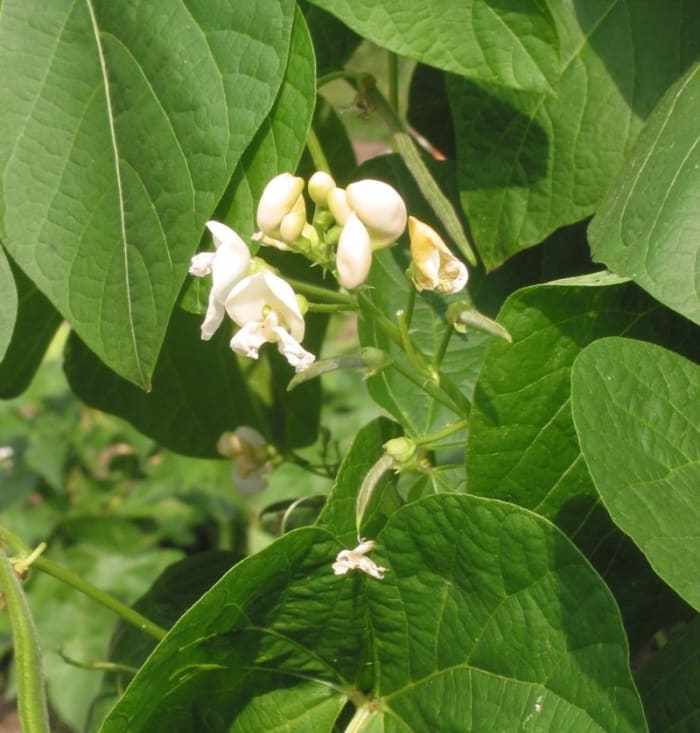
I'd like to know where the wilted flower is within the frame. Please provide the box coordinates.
[189,221,251,339]
[408,216,468,294]
[225,270,315,372]
[217,426,271,494]
[332,539,387,580]
[253,173,306,249]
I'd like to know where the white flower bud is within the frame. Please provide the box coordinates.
[336,213,372,289]
[327,187,351,226]
[346,179,407,249]
[308,171,336,206]
[408,216,468,294]
[256,173,305,236]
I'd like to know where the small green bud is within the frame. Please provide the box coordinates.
[383,437,417,464]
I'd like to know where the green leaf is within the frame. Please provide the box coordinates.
[99,495,646,732]
[64,307,260,458]
[0,258,62,398]
[466,278,698,646]
[635,616,700,732]
[216,6,316,235]
[449,1,700,269]
[0,0,295,388]
[316,416,401,546]
[307,0,559,92]
[589,60,700,326]
[0,246,17,362]
[571,337,700,611]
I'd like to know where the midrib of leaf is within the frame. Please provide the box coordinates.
[85,0,144,386]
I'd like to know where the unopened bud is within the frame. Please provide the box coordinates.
[346,179,407,249]
[327,187,351,226]
[308,171,336,206]
[256,173,306,235]
[383,437,416,464]
[336,213,372,289]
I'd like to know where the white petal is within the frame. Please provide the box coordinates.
[200,294,226,340]
[206,221,248,254]
[346,179,407,248]
[256,173,305,233]
[229,321,268,360]
[189,252,215,277]
[327,187,351,226]
[210,240,251,302]
[226,272,305,343]
[272,326,316,372]
[336,214,372,289]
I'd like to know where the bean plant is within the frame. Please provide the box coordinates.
[0,1,699,732]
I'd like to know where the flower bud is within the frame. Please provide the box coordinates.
[308,171,336,206]
[346,179,407,249]
[279,209,307,243]
[408,216,468,294]
[256,173,305,236]
[383,437,416,464]
[336,213,372,289]
[327,187,351,226]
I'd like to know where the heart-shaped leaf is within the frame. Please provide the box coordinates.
[0,0,295,388]
[572,337,700,610]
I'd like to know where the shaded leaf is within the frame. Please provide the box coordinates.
[571,337,700,611]
[307,0,559,92]
[589,60,700,326]
[299,0,361,78]
[449,1,700,269]
[0,0,295,387]
[0,246,16,362]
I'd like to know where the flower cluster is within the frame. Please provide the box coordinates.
[189,171,470,374]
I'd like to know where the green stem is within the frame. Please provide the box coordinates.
[404,283,416,328]
[0,548,50,733]
[388,52,399,113]
[433,324,453,370]
[396,309,426,375]
[415,418,469,448]
[306,126,331,173]
[32,556,166,641]
[306,302,357,313]
[285,277,355,305]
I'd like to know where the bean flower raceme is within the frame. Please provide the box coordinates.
[225,270,315,372]
[408,216,468,294]
[189,221,251,339]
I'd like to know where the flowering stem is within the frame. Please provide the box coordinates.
[396,309,425,375]
[306,126,331,173]
[404,283,416,327]
[285,278,355,305]
[0,526,166,642]
[0,546,50,733]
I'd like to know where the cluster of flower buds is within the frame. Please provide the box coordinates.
[308,171,408,289]
[189,221,315,372]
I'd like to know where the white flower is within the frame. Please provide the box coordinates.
[225,270,315,372]
[189,221,251,340]
[346,179,407,249]
[336,212,373,289]
[332,539,387,580]
[254,173,307,248]
[408,216,468,294]
[217,427,271,494]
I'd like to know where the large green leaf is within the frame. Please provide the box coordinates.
[0,256,62,399]
[307,0,559,92]
[99,495,646,732]
[571,337,700,611]
[589,60,700,326]
[466,274,697,645]
[449,1,700,269]
[0,0,295,388]
[0,246,17,362]
[635,616,700,733]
